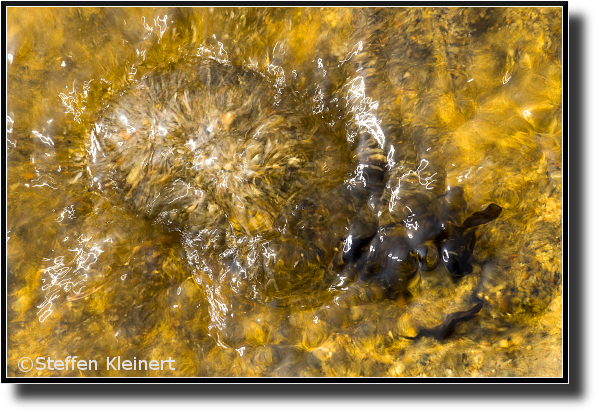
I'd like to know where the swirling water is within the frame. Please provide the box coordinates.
[6,7,562,377]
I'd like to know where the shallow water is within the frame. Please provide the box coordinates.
[6,7,562,377]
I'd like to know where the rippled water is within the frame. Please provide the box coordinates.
[6,7,562,377]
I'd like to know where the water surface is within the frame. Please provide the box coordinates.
[6,7,562,377]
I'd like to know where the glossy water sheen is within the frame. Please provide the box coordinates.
[6,7,562,377]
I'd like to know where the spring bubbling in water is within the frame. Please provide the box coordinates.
[85,51,362,333]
